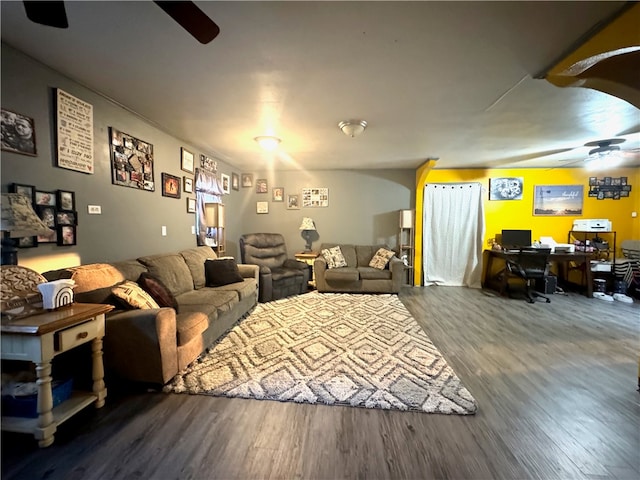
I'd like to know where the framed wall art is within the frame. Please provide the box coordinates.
[181,147,194,174]
[489,177,523,200]
[161,173,181,198]
[302,188,329,207]
[256,201,269,214]
[1,108,36,156]
[11,183,35,203]
[200,154,217,173]
[187,197,196,213]
[533,185,583,216]
[56,211,77,226]
[184,176,193,193]
[35,191,56,206]
[272,187,284,202]
[110,127,155,191]
[56,88,94,173]
[256,178,268,193]
[57,225,76,246]
[287,194,300,210]
[241,173,253,188]
[221,173,230,194]
[57,190,75,210]
[231,173,239,191]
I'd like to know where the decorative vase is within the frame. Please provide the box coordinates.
[37,279,75,310]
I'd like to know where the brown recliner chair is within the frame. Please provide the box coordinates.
[239,233,310,302]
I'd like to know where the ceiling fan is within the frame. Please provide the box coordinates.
[558,137,640,169]
[22,0,220,44]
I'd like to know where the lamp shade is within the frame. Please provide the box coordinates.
[1,193,53,238]
[299,217,316,231]
[204,202,224,227]
[399,209,413,229]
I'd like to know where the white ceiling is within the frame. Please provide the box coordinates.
[1,1,639,171]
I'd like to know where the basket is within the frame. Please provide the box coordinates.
[1,377,73,418]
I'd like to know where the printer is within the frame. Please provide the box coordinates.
[572,219,612,232]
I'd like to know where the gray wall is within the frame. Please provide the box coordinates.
[1,43,414,270]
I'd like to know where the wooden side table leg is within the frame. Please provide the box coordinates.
[35,361,56,448]
[91,335,107,408]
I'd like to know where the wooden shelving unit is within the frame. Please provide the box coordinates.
[398,209,414,286]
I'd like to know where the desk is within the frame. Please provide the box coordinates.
[1,303,113,447]
[482,249,594,298]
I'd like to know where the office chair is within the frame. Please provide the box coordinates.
[505,248,552,303]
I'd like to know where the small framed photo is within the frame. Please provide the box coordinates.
[287,194,300,210]
[256,201,269,214]
[611,177,622,186]
[231,173,239,191]
[180,147,194,174]
[184,176,193,193]
[221,173,230,194]
[1,108,37,156]
[10,183,35,203]
[56,210,77,226]
[241,173,253,188]
[36,205,56,228]
[256,178,268,194]
[588,177,597,186]
[17,236,37,248]
[620,190,630,197]
[57,225,76,246]
[621,177,628,186]
[57,190,75,210]
[35,190,56,206]
[604,177,612,186]
[272,187,284,202]
[187,197,196,213]
[161,173,181,198]
[200,154,217,173]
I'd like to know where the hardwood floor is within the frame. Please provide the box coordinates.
[2,287,639,480]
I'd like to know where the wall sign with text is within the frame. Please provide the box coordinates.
[56,89,94,174]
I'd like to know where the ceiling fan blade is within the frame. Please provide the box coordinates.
[153,1,220,44]
[23,0,68,28]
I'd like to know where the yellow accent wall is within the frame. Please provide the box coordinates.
[414,166,640,285]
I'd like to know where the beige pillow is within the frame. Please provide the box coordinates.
[321,246,347,269]
[112,281,160,309]
[369,248,395,270]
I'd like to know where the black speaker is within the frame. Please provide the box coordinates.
[535,275,557,294]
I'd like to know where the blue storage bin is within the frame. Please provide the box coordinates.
[2,378,73,418]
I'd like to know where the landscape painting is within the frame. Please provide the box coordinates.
[533,185,583,216]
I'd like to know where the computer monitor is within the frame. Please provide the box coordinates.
[501,229,532,249]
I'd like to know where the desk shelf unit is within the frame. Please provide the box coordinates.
[568,230,616,263]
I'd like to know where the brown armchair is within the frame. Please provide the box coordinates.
[239,233,310,302]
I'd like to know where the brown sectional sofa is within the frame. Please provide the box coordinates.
[43,246,258,385]
[314,243,404,293]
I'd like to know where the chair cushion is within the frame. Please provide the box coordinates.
[270,267,304,281]
[138,272,179,312]
[205,259,244,287]
[369,248,395,269]
[321,246,347,269]
[111,281,160,309]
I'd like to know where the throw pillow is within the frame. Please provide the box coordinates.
[205,258,244,287]
[138,272,179,313]
[111,281,160,310]
[369,248,396,270]
[321,246,347,269]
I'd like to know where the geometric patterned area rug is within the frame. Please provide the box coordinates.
[164,292,477,415]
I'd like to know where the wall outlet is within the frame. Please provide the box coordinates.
[88,205,101,214]
[632,211,637,218]
[161,225,167,236]
[191,225,196,234]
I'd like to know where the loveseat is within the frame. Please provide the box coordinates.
[239,233,310,302]
[43,246,258,385]
[314,243,404,293]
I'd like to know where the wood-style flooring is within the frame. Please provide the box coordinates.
[2,287,639,480]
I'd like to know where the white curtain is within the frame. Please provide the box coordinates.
[423,182,485,287]
[195,168,223,246]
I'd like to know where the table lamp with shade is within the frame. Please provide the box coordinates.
[1,193,54,265]
[299,217,316,252]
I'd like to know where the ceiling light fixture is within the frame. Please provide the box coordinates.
[585,149,623,170]
[254,136,281,151]
[338,120,367,138]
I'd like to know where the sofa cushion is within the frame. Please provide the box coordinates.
[69,263,125,293]
[205,259,244,287]
[356,245,387,267]
[359,267,392,280]
[177,289,239,314]
[321,246,347,269]
[110,260,148,282]
[111,281,160,309]
[138,272,179,312]
[369,248,395,270]
[180,246,217,289]
[214,278,258,301]
[138,253,194,297]
[176,311,208,346]
[324,267,360,282]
